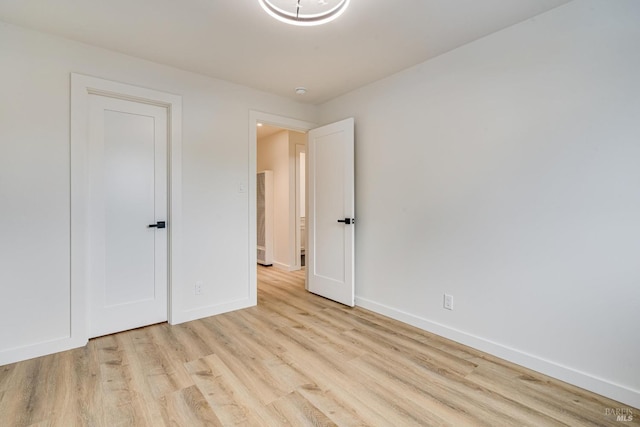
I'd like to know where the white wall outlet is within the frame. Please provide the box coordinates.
[195,281,203,295]
[444,293,454,310]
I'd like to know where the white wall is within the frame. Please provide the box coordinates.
[318,0,640,408]
[0,21,317,364]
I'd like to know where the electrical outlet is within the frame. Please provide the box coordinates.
[195,281,203,295]
[444,293,453,310]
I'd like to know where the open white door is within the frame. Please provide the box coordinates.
[307,118,355,306]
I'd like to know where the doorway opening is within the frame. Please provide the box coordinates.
[249,112,355,308]
[249,111,316,302]
[256,123,307,273]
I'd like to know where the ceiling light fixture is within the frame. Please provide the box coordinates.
[295,87,307,95]
[258,0,350,26]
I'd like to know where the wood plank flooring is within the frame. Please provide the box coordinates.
[0,266,637,426]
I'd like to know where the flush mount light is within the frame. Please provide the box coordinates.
[295,87,307,95]
[258,0,350,26]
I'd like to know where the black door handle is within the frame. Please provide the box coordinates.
[337,218,354,225]
[148,221,166,229]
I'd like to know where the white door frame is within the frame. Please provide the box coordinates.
[249,111,316,300]
[71,74,183,345]
[294,143,306,271]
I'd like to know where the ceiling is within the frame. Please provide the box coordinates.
[0,0,571,104]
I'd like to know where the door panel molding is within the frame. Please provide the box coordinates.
[71,74,182,345]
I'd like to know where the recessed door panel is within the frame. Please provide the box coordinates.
[104,110,156,306]
[314,132,346,282]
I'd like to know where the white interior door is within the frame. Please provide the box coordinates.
[88,95,168,338]
[307,118,355,306]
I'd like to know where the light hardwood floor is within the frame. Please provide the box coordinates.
[0,266,637,426]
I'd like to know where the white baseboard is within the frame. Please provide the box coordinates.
[273,261,302,272]
[171,297,254,325]
[0,297,255,366]
[0,335,87,366]
[272,261,289,271]
[355,296,640,409]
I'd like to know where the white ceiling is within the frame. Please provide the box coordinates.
[0,0,571,104]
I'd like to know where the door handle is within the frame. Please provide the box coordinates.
[337,218,354,225]
[148,221,166,229]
